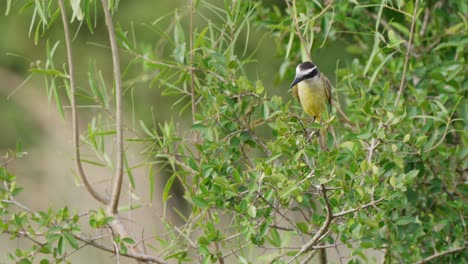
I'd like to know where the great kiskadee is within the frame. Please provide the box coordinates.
[290,61,332,121]
[290,61,332,147]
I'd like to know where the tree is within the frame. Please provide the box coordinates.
[1,0,466,263]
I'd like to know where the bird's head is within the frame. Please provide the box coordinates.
[290,61,320,88]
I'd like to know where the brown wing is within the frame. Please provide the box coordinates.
[321,74,332,109]
[292,84,300,103]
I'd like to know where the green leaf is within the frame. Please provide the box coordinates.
[192,196,209,209]
[30,68,68,78]
[103,216,115,225]
[389,21,410,37]
[395,216,415,225]
[173,43,186,64]
[34,0,48,25]
[140,120,155,138]
[6,0,12,15]
[285,25,294,59]
[268,228,281,247]
[51,80,64,119]
[45,233,61,243]
[405,170,419,181]
[70,0,84,21]
[57,236,64,255]
[389,175,397,187]
[173,15,186,63]
[124,154,135,189]
[296,222,309,233]
[360,238,374,248]
[118,203,143,212]
[122,237,136,244]
[387,29,400,46]
[369,52,395,89]
[163,173,177,203]
[247,204,256,218]
[194,27,209,49]
[64,232,79,249]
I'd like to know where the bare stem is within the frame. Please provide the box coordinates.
[58,0,107,205]
[100,0,124,215]
[394,0,419,107]
[414,246,466,264]
[189,0,196,124]
[332,197,385,218]
[74,233,169,264]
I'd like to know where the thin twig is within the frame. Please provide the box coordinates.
[257,191,297,231]
[309,1,335,23]
[111,235,121,264]
[58,0,107,205]
[419,8,430,36]
[332,197,385,218]
[189,0,196,124]
[6,227,166,263]
[75,234,169,264]
[414,246,466,264]
[2,199,34,214]
[394,0,419,107]
[302,249,320,264]
[99,1,152,261]
[100,0,124,215]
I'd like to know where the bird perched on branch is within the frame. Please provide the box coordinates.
[290,61,332,148]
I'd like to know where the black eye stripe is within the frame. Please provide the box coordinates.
[303,68,319,79]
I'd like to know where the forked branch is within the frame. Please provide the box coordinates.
[288,184,333,264]
[288,186,386,263]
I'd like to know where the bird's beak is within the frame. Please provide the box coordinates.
[290,75,304,88]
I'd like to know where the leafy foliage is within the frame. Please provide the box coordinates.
[1,0,466,263]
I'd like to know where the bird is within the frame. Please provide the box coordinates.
[290,61,332,148]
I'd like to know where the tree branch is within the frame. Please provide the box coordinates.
[58,0,107,205]
[414,246,466,264]
[332,197,385,218]
[100,0,124,215]
[4,227,168,263]
[98,3,156,262]
[394,0,419,107]
[288,184,333,264]
[288,190,386,262]
[77,234,171,264]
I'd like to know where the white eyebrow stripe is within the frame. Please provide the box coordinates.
[297,66,317,77]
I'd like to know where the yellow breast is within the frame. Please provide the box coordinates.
[297,78,327,119]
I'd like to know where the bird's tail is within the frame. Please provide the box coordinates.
[318,120,336,150]
[318,126,327,149]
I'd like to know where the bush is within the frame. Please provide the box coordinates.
[1,0,466,263]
